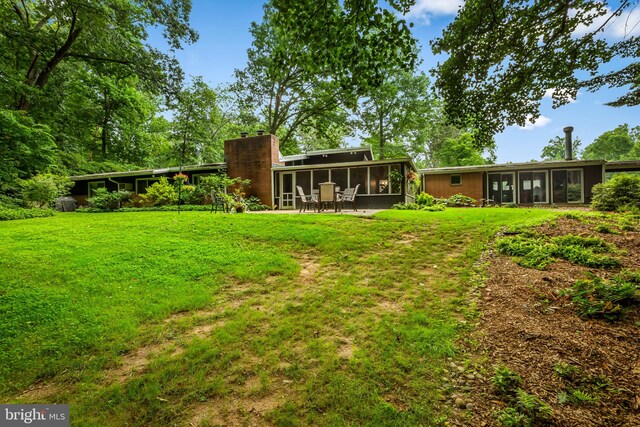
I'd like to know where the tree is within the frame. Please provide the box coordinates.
[0,108,55,191]
[170,77,228,166]
[0,0,197,112]
[435,133,494,167]
[354,71,438,159]
[432,1,640,147]
[541,136,582,161]
[233,4,347,153]
[270,0,418,96]
[583,124,639,160]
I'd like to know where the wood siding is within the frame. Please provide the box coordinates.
[425,172,483,204]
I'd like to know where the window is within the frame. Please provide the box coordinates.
[330,168,348,191]
[519,171,547,203]
[88,181,105,196]
[313,169,329,187]
[349,168,368,194]
[118,183,134,191]
[450,175,462,185]
[370,166,389,194]
[135,178,160,194]
[390,164,402,194]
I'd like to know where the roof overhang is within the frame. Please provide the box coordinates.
[604,160,640,172]
[420,160,605,175]
[70,163,227,181]
[272,157,417,172]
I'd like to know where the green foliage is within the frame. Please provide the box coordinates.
[436,132,491,166]
[392,202,445,212]
[541,136,582,161]
[591,174,640,211]
[445,193,477,207]
[560,273,639,321]
[415,192,436,206]
[492,366,523,397]
[552,363,581,382]
[20,174,73,208]
[0,207,55,221]
[557,389,597,406]
[432,1,639,147]
[141,177,178,206]
[87,188,132,211]
[492,367,552,426]
[0,109,56,191]
[179,185,207,206]
[496,233,619,270]
[245,196,270,211]
[583,124,639,161]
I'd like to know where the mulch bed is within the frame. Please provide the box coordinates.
[463,215,640,426]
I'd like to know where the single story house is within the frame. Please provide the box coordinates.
[70,133,419,209]
[420,127,640,206]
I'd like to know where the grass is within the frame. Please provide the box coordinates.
[0,208,560,425]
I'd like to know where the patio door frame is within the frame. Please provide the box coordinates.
[487,172,516,204]
[279,172,296,210]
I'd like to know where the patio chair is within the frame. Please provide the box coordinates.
[338,184,360,211]
[210,191,229,213]
[296,186,318,212]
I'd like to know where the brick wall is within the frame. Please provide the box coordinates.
[224,134,282,207]
[424,172,484,204]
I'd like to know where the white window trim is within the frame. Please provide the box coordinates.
[517,170,549,204]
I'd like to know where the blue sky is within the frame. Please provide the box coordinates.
[152,0,639,163]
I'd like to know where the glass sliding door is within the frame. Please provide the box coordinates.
[488,173,515,204]
[519,171,548,203]
[552,169,583,203]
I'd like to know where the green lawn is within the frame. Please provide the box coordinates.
[0,208,560,425]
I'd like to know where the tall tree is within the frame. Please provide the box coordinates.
[583,123,639,160]
[353,71,437,159]
[432,0,640,147]
[170,77,228,166]
[233,4,347,153]
[0,0,197,112]
[541,136,583,161]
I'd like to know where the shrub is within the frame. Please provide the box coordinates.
[0,194,23,209]
[591,174,640,211]
[179,185,207,205]
[496,233,620,270]
[445,193,476,207]
[141,177,177,206]
[20,173,73,208]
[560,273,639,321]
[87,188,132,211]
[0,207,55,221]
[415,192,435,206]
[246,196,270,211]
[391,202,445,211]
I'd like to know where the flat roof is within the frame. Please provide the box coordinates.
[272,157,417,172]
[70,163,227,181]
[280,146,373,162]
[419,159,605,175]
[604,160,640,171]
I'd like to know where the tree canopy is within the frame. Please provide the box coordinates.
[432,0,640,147]
[541,135,583,161]
[583,123,640,160]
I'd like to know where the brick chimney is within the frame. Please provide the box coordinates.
[224,133,283,208]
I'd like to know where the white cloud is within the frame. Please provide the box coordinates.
[543,88,578,103]
[573,6,640,38]
[518,115,551,131]
[405,0,464,25]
